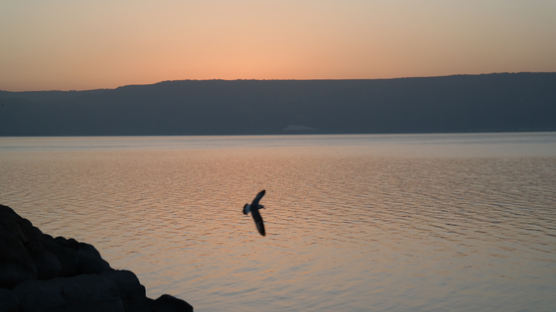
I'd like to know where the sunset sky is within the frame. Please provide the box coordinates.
[1,0,555,91]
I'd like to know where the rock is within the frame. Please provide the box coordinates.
[0,207,38,287]
[34,249,62,280]
[151,294,194,312]
[75,241,111,274]
[0,204,193,311]
[105,270,151,312]
[14,278,76,312]
[0,288,19,312]
[0,262,35,289]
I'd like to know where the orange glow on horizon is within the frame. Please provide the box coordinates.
[1,0,555,91]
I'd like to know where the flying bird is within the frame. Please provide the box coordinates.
[243,190,267,236]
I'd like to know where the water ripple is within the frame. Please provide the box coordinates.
[1,135,556,312]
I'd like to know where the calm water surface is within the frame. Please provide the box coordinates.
[1,133,556,312]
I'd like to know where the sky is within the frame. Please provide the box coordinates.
[1,0,555,91]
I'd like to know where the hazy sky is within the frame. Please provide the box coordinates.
[1,0,555,91]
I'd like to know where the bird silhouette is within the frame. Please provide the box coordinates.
[243,190,266,236]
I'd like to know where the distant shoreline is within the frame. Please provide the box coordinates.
[1,72,554,93]
[2,73,555,136]
[2,130,556,138]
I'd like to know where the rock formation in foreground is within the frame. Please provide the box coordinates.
[0,204,193,312]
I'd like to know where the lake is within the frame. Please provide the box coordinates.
[1,133,555,312]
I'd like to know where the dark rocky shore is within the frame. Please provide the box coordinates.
[0,204,193,312]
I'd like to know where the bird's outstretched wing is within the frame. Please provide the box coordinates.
[251,189,266,207]
[251,209,266,236]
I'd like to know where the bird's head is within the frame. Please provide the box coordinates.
[243,204,250,215]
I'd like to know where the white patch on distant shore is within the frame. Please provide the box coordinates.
[283,124,316,131]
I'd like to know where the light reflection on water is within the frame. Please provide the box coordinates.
[1,133,556,312]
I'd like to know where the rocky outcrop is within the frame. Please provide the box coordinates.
[0,204,193,312]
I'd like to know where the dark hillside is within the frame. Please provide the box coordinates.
[1,73,555,136]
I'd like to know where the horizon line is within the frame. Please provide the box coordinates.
[1,71,555,93]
